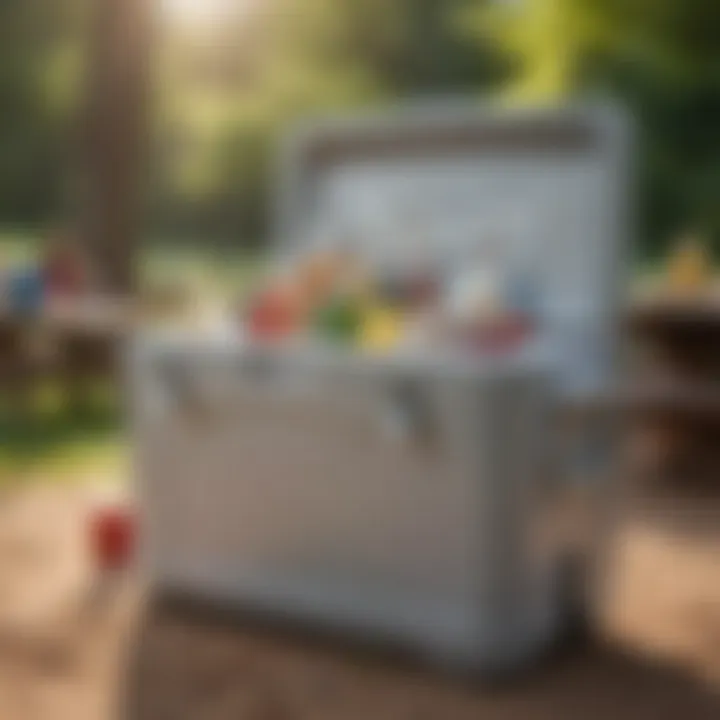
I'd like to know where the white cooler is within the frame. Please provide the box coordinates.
[133,104,631,674]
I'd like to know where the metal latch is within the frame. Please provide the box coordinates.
[381,378,436,446]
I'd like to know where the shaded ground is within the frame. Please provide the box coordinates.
[0,481,718,720]
[0,485,136,719]
[127,615,718,720]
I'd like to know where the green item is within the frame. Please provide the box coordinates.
[314,294,362,343]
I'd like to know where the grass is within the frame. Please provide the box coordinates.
[0,384,125,487]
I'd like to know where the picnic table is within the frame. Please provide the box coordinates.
[0,297,135,406]
[626,290,720,478]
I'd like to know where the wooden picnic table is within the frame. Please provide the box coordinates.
[0,296,133,334]
[0,297,135,404]
[625,290,720,478]
[629,291,720,376]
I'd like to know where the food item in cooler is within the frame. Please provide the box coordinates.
[442,263,537,355]
[359,305,403,352]
[244,247,539,356]
[408,273,440,309]
[377,268,440,311]
[313,292,364,344]
[460,311,533,354]
[298,252,337,303]
[247,282,306,340]
[445,266,502,326]
[298,249,363,307]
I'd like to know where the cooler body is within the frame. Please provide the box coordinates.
[134,342,562,669]
[134,104,630,672]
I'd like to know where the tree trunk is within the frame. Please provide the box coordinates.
[77,0,153,293]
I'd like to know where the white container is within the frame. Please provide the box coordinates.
[133,103,631,673]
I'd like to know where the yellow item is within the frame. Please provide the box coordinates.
[667,236,711,293]
[359,307,403,352]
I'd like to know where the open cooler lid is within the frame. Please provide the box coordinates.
[275,102,632,397]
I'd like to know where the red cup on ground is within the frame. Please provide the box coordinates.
[90,503,136,572]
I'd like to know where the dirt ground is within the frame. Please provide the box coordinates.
[0,481,717,720]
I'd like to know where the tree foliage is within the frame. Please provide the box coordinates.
[150,0,502,245]
[0,0,717,258]
[0,0,87,225]
[463,0,720,256]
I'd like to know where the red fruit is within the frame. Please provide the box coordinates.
[407,273,440,308]
[465,314,534,354]
[91,504,135,571]
[247,286,303,340]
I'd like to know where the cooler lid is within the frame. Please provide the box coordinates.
[275,102,633,396]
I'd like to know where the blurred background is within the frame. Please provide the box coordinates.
[2,0,719,259]
[0,0,712,476]
[0,1,715,491]
[0,3,717,718]
[0,0,718,479]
